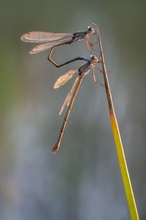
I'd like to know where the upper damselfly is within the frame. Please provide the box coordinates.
[21,25,97,54]
[52,55,102,153]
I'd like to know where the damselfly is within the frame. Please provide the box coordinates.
[52,55,102,153]
[21,25,97,54]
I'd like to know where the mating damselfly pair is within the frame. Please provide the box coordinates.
[21,23,102,153]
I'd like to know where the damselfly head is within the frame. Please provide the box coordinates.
[90,55,99,64]
[87,26,95,35]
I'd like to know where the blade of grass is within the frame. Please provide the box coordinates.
[96,25,139,220]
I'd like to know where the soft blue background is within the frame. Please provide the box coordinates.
[0,0,146,219]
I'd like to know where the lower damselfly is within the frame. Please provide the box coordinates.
[52,55,102,154]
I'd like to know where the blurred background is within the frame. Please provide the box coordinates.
[0,0,146,219]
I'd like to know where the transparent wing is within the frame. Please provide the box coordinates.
[59,76,80,115]
[59,69,91,115]
[54,69,78,89]
[29,37,72,54]
[21,31,72,43]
